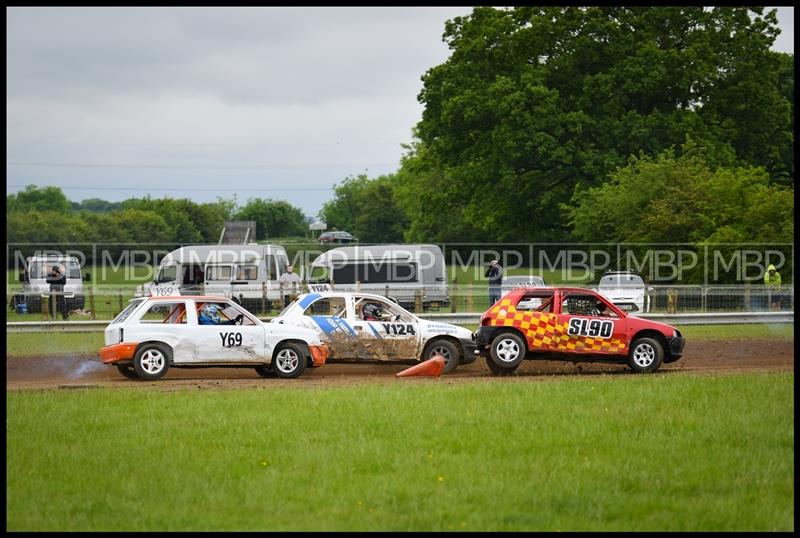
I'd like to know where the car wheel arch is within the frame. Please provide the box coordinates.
[629,329,668,354]
[272,338,313,366]
[489,327,528,347]
[421,336,463,372]
[134,340,174,365]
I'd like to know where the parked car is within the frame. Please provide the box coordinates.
[318,231,357,244]
[271,291,476,374]
[99,295,328,380]
[597,270,649,313]
[475,287,684,374]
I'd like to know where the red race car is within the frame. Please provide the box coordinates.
[475,287,684,374]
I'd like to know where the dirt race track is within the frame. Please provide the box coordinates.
[6,339,794,392]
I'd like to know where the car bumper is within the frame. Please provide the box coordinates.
[99,342,138,364]
[665,336,685,362]
[474,327,494,356]
[309,344,329,366]
[459,337,478,364]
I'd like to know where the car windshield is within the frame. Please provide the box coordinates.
[599,274,644,287]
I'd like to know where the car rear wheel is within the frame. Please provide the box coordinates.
[272,343,307,379]
[133,343,171,380]
[423,339,460,374]
[116,363,141,380]
[488,332,526,374]
[627,337,664,373]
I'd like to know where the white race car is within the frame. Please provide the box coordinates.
[99,295,329,380]
[270,292,477,374]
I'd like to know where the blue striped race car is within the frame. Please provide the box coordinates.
[270,292,476,374]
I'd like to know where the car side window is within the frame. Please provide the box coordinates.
[516,291,553,312]
[195,302,254,326]
[139,302,187,324]
[303,297,347,317]
[354,297,410,322]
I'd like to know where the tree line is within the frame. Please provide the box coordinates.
[322,7,793,245]
[6,186,309,245]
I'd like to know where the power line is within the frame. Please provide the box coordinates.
[6,161,396,170]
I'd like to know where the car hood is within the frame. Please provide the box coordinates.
[264,322,323,344]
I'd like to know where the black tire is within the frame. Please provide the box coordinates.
[133,343,171,380]
[423,339,461,374]
[488,332,526,374]
[116,363,141,380]
[485,355,513,376]
[254,365,275,378]
[627,337,664,373]
[271,342,307,379]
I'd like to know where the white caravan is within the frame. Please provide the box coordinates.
[307,244,449,309]
[135,244,292,311]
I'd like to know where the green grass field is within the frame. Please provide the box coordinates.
[6,372,794,531]
[4,323,794,357]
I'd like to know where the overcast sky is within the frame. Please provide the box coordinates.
[6,6,795,218]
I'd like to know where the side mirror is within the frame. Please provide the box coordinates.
[83,272,91,282]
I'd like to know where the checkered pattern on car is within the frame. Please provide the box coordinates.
[487,298,627,354]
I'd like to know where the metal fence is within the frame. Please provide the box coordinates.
[5,284,794,321]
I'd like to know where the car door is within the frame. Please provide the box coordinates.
[190,300,267,363]
[294,295,363,359]
[353,296,421,360]
[555,292,628,355]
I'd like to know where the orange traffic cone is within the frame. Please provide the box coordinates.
[396,355,446,378]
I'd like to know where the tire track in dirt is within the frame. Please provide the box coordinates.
[6,339,793,392]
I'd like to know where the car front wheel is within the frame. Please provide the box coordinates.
[627,337,664,373]
[488,332,526,374]
[423,339,460,374]
[133,343,171,380]
[272,343,307,379]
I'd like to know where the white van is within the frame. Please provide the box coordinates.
[307,244,449,309]
[135,244,292,312]
[15,254,90,313]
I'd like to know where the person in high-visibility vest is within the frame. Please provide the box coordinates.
[763,264,782,310]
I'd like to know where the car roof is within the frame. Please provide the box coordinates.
[505,286,598,294]
[144,295,233,302]
[297,291,396,301]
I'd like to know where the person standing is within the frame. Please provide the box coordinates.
[485,259,504,306]
[46,265,68,320]
[763,264,782,310]
[279,265,302,307]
